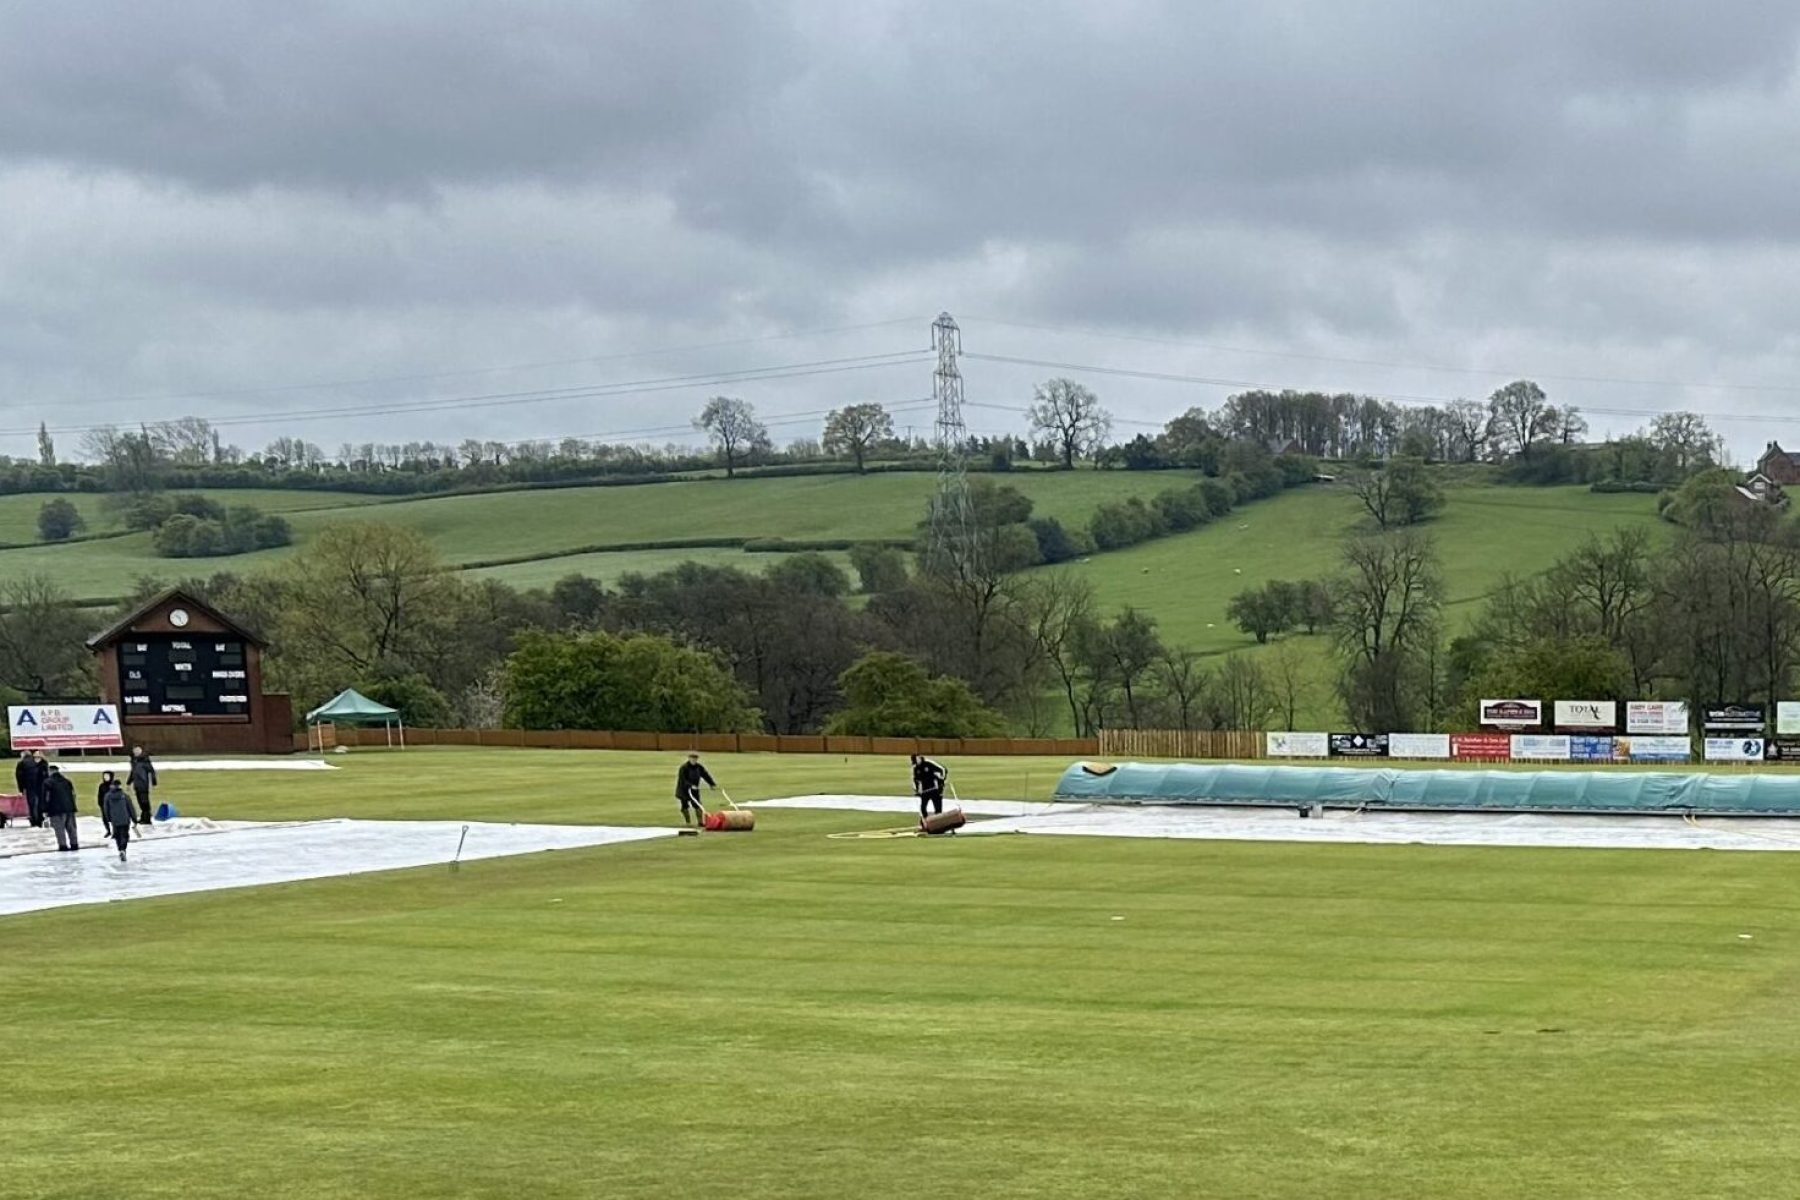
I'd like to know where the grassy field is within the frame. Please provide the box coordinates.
[0,470,1186,601]
[0,487,383,545]
[6,748,1798,1199]
[1063,479,1666,652]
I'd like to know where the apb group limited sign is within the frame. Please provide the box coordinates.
[8,704,124,750]
[1479,699,1542,729]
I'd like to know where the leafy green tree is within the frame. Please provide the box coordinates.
[36,498,84,542]
[502,628,756,731]
[1028,378,1112,468]
[847,544,909,594]
[356,673,454,727]
[0,575,98,699]
[824,651,1004,737]
[765,552,851,598]
[1226,583,1292,644]
[821,403,894,473]
[694,396,769,478]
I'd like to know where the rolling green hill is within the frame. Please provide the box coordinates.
[0,470,1189,602]
[1062,479,1667,651]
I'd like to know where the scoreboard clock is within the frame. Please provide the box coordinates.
[119,634,252,718]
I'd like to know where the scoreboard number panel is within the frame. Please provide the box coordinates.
[120,635,251,718]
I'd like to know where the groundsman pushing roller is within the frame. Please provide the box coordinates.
[674,752,717,827]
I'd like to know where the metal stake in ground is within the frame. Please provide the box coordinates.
[450,824,470,872]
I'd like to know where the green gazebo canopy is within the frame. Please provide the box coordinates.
[306,688,400,726]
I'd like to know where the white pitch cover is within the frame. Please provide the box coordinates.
[1266,731,1330,758]
[1387,732,1451,759]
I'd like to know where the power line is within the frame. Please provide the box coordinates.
[10,351,934,438]
[23,316,929,412]
[962,351,1800,426]
[969,314,1800,397]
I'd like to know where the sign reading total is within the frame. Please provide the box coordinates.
[1553,700,1616,730]
[8,704,124,750]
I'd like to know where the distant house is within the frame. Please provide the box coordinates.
[1739,472,1788,507]
[1757,442,1800,486]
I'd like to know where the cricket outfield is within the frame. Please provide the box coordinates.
[3,749,1794,1199]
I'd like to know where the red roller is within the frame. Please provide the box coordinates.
[703,809,755,832]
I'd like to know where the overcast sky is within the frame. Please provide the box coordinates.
[6,1,1800,462]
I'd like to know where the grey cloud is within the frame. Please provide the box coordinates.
[6,2,1800,459]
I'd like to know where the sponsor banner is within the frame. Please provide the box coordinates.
[1479,699,1542,729]
[1618,735,1691,763]
[1702,704,1766,734]
[1704,736,1766,763]
[1450,732,1512,761]
[1778,702,1800,736]
[1511,734,1571,760]
[1387,732,1451,760]
[1554,700,1617,730]
[1626,701,1689,735]
[1328,733,1389,758]
[1763,737,1800,762]
[1266,731,1329,758]
[7,704,124,751]
[1569,734,1617,763]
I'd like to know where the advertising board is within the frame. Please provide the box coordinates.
[1450,733,1512,761]
[1704,737,1766,762]
[1569,735,1616,763]
[1266,731,1330,758]
[1618,735,1691,763]
[1387,733,1451,760]
[1702,705,1766,734]
[1777,702,1800,736]
[1480,699,1542,729]
[7,704,124,751]
[1554,701,1617,730]
[1511,734,1571,760]
[1328,733,1389,758]
[1626,701,1689,735]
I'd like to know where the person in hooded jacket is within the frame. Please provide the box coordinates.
[128,746,158,826]
[99,777,135,862]
[674,753,716,826]
[910,754,948,822]
[15,749,48,828]
[95,770,125,842]
[43,764,79,852]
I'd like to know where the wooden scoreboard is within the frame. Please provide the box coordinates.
[88,588,293,755]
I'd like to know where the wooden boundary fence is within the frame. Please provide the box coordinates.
[306,727,1100,757]
[1096,730,1265,759]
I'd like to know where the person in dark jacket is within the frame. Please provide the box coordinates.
[15,750,48,828]
[43,765,79,852]
[910,754,948,821]
[128,746,158,826]
[95,771,124,842]
[674,753,716,826]
[99,778,135,862]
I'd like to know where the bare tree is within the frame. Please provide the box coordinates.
[822,403,895,473]
[1267,640,1312,730]
[1334,530,1444,731]
[1206,654,1277,730]
[1442,399,1490,463]
[1017,572,1099,734]
[695,396,770,478]
[1649,412,1723,475]
[1155,646,1209,730]
[1028,378,1112,468]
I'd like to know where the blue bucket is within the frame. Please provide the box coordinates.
[154,802,179,822]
